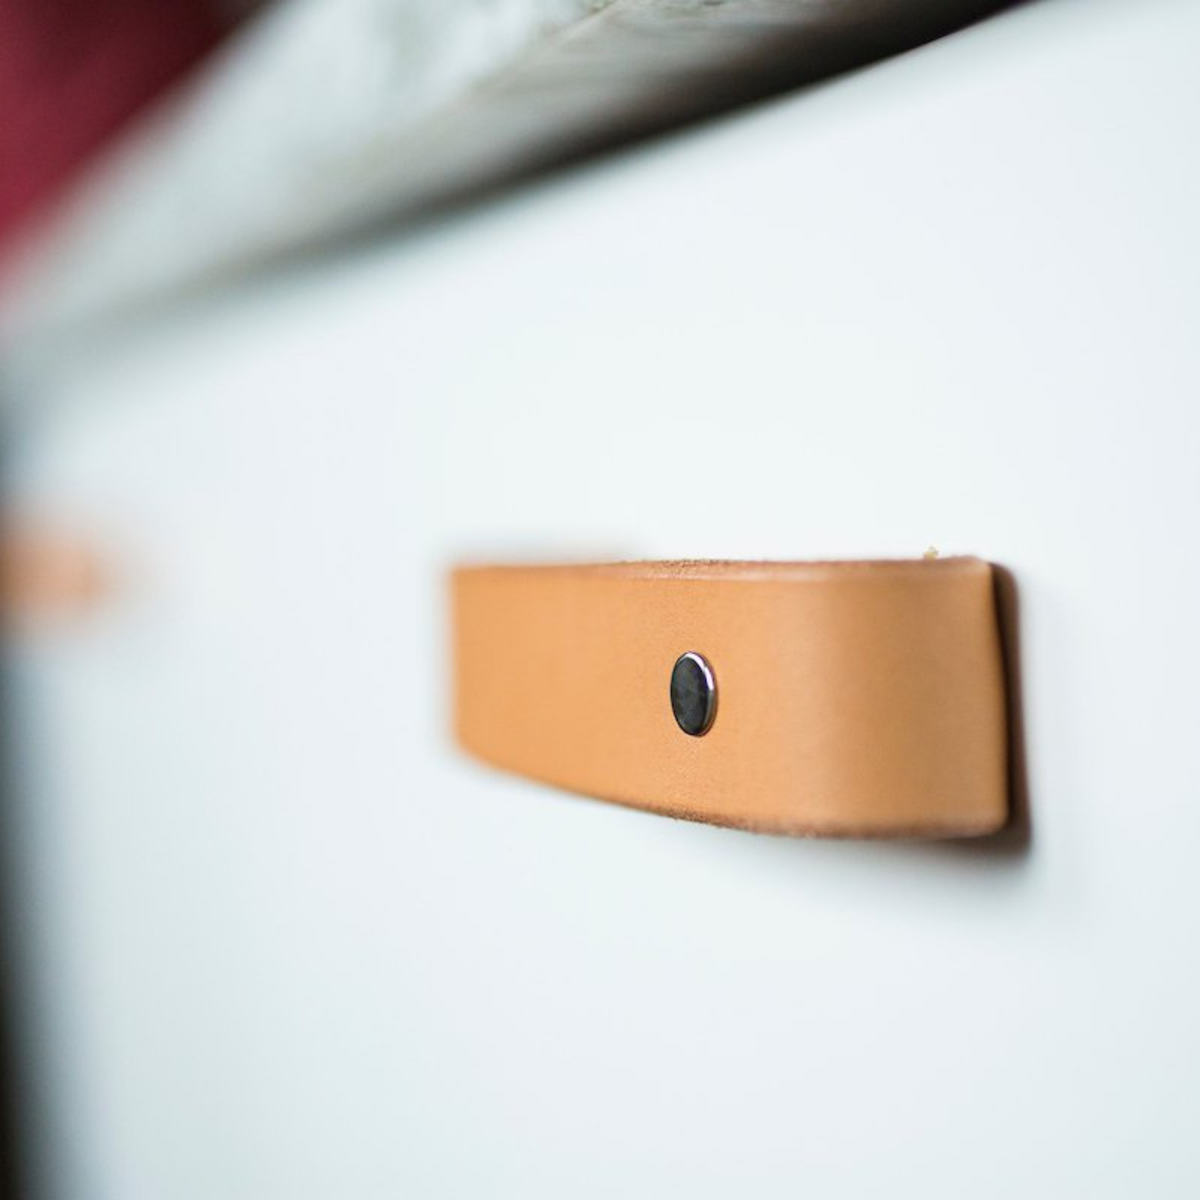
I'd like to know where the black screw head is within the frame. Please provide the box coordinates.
[670,652,717,737]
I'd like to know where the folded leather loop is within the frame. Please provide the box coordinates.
[452,558,1009,838]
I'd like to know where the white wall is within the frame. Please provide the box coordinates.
[5,0,1200,1196]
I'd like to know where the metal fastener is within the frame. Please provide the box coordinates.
[670,651,717,737]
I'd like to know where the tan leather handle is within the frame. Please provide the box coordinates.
[1,527,105,626]
[452,558,1009,838]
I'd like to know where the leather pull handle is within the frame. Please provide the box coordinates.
[452,558,1010,838]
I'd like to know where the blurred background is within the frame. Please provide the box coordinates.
[3,1,1200,1197]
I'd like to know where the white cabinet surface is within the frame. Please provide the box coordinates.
[5,1,1200,1196]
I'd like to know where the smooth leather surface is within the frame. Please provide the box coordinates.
[452,558,1009,837]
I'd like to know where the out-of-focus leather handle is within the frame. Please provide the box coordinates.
[1,527,105,626]
[451,558,1009,838]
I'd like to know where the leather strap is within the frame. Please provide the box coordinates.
[1,527,104,625]
[452,558,1009,838]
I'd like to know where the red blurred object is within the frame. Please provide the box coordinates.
[0,0,232,245]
